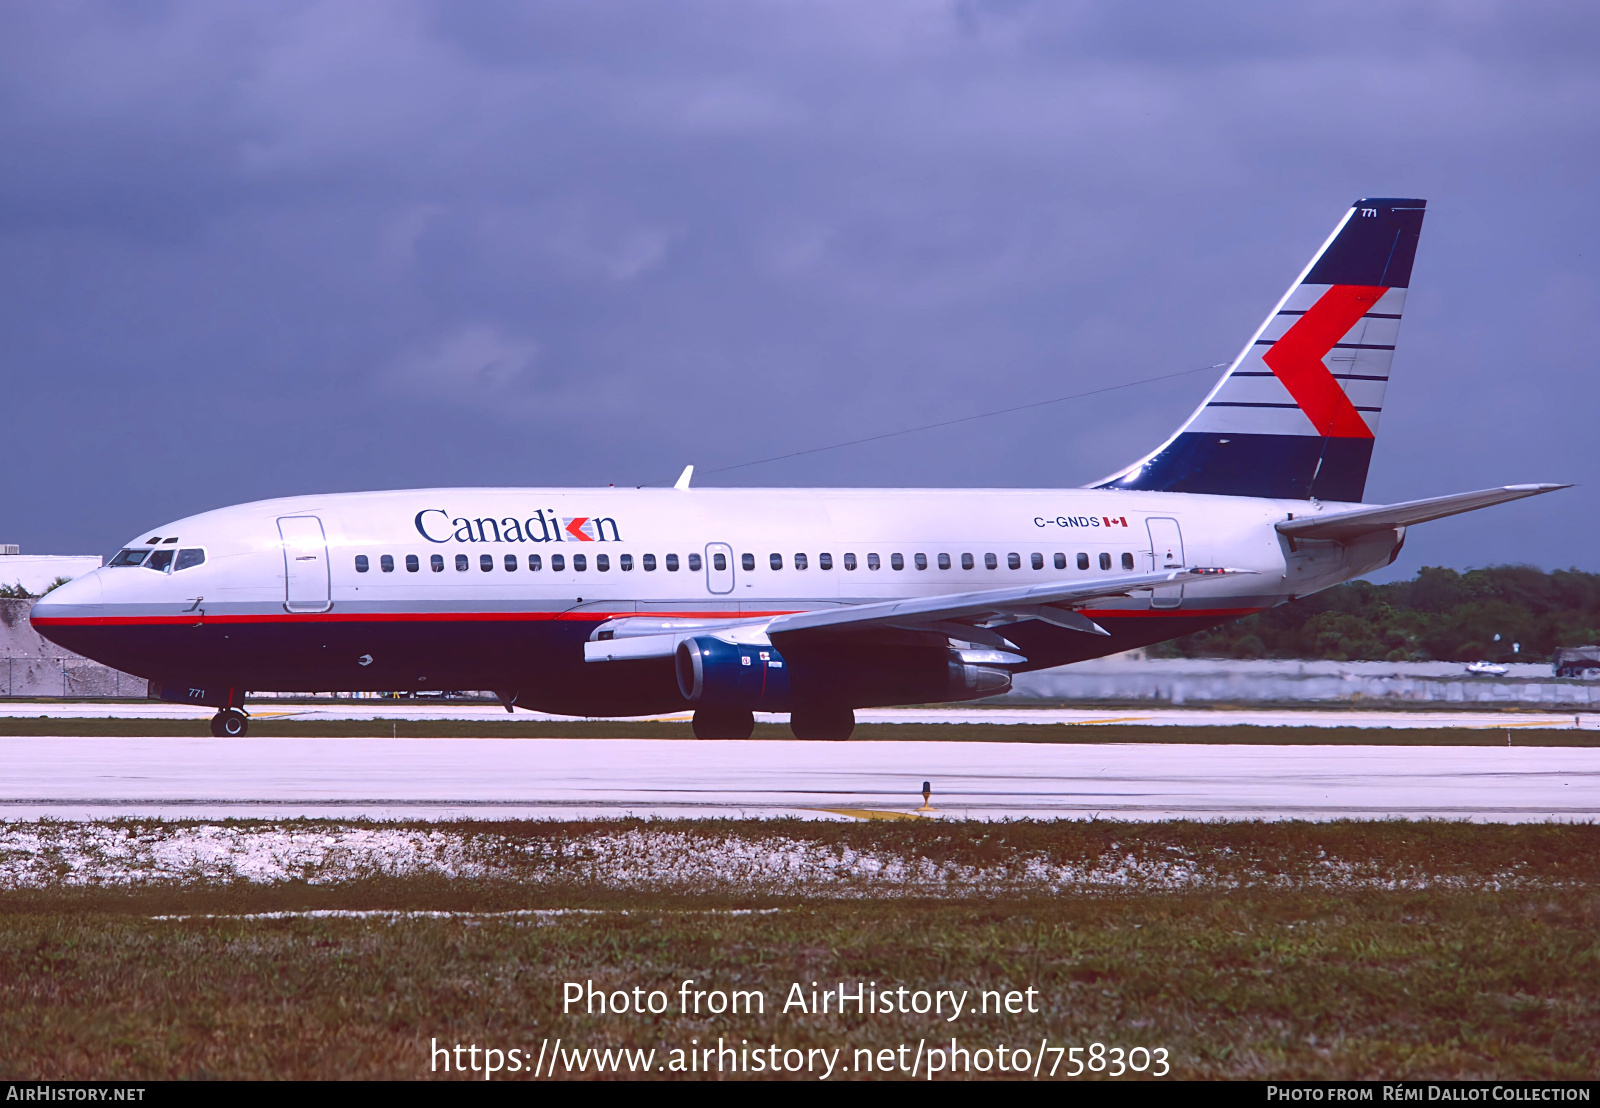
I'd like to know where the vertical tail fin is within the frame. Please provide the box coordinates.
[1097,197,1426,501]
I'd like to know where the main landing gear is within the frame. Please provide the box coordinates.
[209,709,248,738]
[692,707,755,740]
[789,706,855,742]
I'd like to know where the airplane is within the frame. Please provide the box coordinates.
[31,197,1567,740]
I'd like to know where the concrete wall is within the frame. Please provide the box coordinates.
[0,598,147,698]
[1008,656,1600,707]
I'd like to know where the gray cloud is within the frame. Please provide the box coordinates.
[1,0,1595,574]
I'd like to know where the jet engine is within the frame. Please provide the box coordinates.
[674,634,1013,711]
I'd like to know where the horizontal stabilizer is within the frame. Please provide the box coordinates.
[1275,484,1571,541]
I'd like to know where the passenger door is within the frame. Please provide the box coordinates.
[278,515,332,613]
[1145,517,1184,609]
[704,542,735,595]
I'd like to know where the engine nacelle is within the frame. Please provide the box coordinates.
[676,634,1015,711]
[676,636,792,710]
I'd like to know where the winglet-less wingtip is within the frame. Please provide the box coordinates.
[674,465,694,490]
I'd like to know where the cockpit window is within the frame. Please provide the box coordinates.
[174,548,206,572]
[110,548,150,567]
[162,537,178,544]
[145,549,175,573]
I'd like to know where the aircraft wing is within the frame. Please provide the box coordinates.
[1275,483,1570,542]
[765,566,1240,644]
[584,567,1243,662]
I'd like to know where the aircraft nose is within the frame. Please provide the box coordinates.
[29,570,103,621]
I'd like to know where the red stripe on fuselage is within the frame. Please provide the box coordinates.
[32,606,1264,628]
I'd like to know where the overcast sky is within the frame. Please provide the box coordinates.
[3,0,1596,577]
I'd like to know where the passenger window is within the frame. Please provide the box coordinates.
[355,555,369,573]
[713,553,726,571]
[890,553,904,570]
[1031,552,1043,570]
[456,554,469,571]
[432,554,444,572]
[666,554,680,571]
[1077,553,1089,570]
[528,554,541,571]
[984,553,997,570]
[381,555,395,573]
[1054,553,1066,570]
[1007,553,1020,570]
[596,554,609,572]
[819,553,833,570]
[1099,552,1112,570]
[770,553,782,570]
[406,554,420,573]
[174,548,205,572]
[573,554,587,572]
[741,553,754,571]
[145,549,175,573]
[642,554,656,571]
[551,554,565,571]
[867,553,881,570]
[479,554,492,571]
[688,553,702,571]
[1122,552,1135,570]
[914,553,927,570]
[504,554,517,571]
[794,553,808,570]
[937,553,950,570]
[961,553,974,570]
[621,554,634,571]
[844,553,857,570]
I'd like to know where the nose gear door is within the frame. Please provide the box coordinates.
[278,515,332,613]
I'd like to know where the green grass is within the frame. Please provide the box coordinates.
[0,716,1597,744]
[2,820,1599,1080]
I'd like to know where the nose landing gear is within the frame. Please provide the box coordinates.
[209,709,249,738]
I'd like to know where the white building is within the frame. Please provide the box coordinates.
[0,547,102,595]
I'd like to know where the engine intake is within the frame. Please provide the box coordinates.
[676,636,792,710]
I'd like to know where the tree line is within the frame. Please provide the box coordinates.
[1155,566,1600,662]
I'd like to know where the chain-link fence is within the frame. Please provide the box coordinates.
[0,657,149,698]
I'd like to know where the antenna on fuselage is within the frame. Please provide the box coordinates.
[674,465,694,490]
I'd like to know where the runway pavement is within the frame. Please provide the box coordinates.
[2,736,1596,822]
[1,700,1595,730]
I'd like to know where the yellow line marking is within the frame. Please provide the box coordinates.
[1475,720,1571,729]
[809,807,927,821]
[1066,716,1152,725]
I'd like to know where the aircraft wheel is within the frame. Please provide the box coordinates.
[790,706,854,741]
[211,709,248,738]
[692,707,755,740]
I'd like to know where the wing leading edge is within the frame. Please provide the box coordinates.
[584,567,1245,663]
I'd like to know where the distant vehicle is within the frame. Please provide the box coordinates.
[1465,661,1508,676]
[1553,646,1600,679]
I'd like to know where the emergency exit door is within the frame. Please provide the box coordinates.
[1146,517,1184,609]
[704,542,735,595]
[278,516,332,613]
